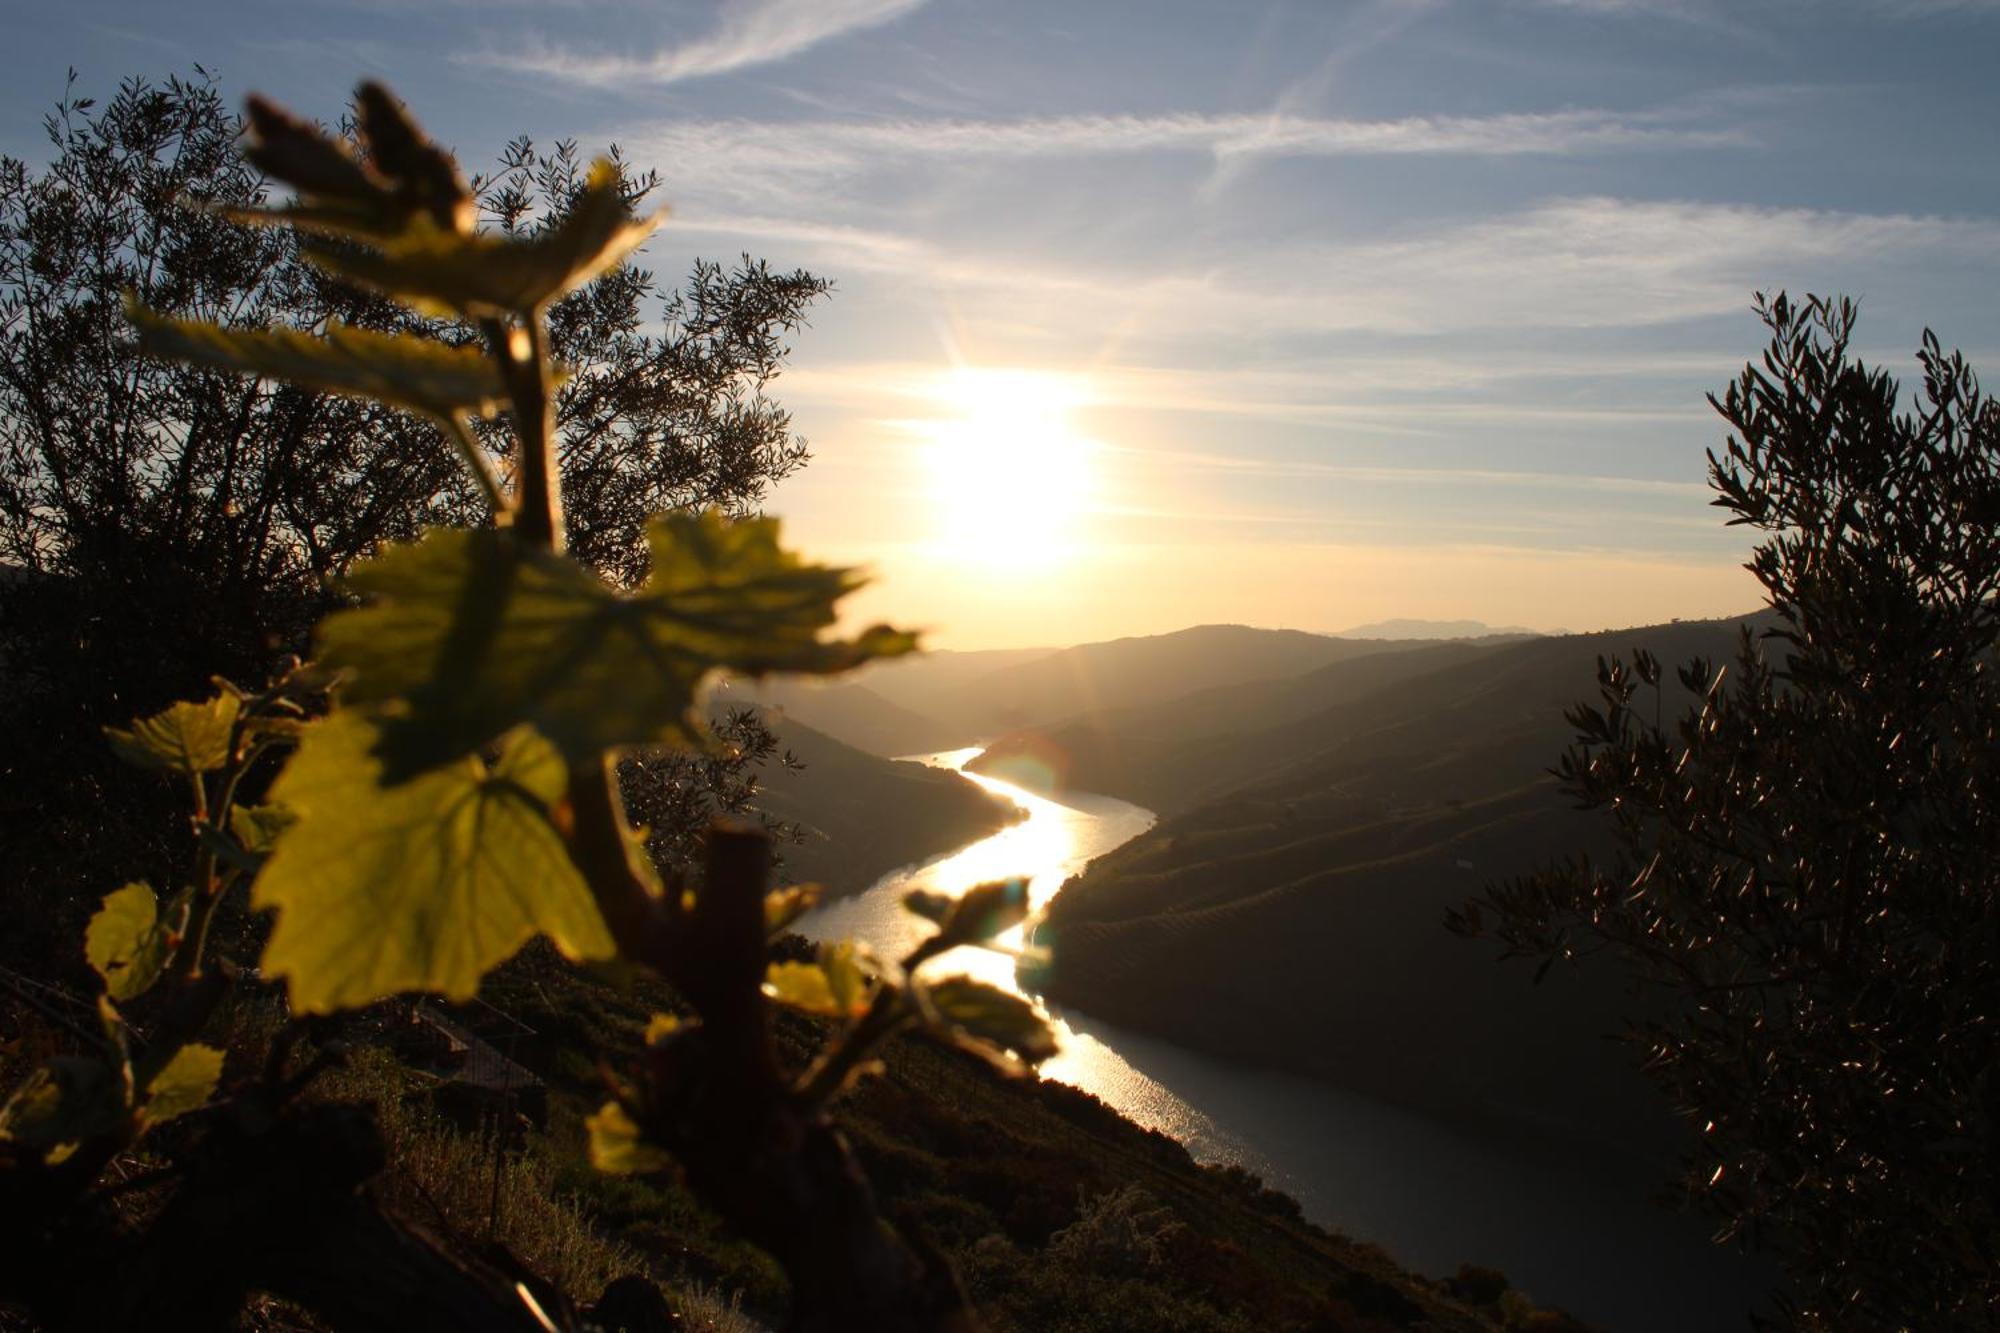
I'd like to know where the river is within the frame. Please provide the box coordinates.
[796,749,1773,1332]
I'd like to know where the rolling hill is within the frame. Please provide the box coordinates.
[772,624,1448,755]
[1026,616,1760,1169]
[748,713,1022,895]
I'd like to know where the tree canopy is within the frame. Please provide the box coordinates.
[1453,293,2000,1330]
[0,72,829,942]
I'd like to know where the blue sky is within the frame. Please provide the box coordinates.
[10,0,2000,646]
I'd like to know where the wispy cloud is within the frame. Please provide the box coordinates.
[628,105,1747,209]
[467,0,927,85]
[667,197,2000,340]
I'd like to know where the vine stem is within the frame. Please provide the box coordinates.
[443,412,507,518]
[483,314,561,552]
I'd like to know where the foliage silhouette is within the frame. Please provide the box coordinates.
[0,80,1054,1332]
[0,71,829,957]
[1451,293,2000,1330]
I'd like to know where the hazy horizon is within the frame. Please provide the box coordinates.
[13,0,1999,648]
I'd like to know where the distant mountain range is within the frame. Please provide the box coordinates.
[1334,618,1554,639]
[757,624,1443,756]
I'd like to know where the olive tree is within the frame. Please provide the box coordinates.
[1452,293,2000,1330]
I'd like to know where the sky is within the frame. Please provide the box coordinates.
[7,0,2000,648]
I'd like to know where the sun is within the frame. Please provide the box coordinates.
[919,368,1096,570]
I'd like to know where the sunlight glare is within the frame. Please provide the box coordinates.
[921,368,1096,570]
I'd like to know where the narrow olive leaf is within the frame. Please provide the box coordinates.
[764,883,823,936]
[105,693,239,775]
[129,302,509,423]
[585,1102,671,1176]
[925,976,1058,1066]
[252,711,613,1013]
[139,1043,224,1127]
[318,514,917,778]
[303,160,660,317]
[85,883,173,1003]
[0,1057,131,1160]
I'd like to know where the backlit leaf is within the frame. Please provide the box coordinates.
[933,878,1032,950]
[130,303,508,423]
[105,693,238,775]
[0,1057,131,1160]
[585,1101,670,1176]
[318,514,916,777]
[643,1013,681,1044]
[228,803,298,856]
[764,883,823,935]
[302,160,659,317]
[902,889,953,925]
[85,882,175,1002]
[252,711,613,1013]
[820,940,870,1017]
[763,958,871,1019]
[140,1043,224,1127]
[925,976,1058,1066]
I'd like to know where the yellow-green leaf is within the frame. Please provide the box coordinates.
[764,961,856,1019]
[130,303,509,423]
[925,976,1058,1066]
[228,803,298,856]
[140,1043,224,1127]
[585,1101,670,1176]
[105,693,239,774]
[0,1057,131,1160]
[643,1013,681,1045]
[820,940,869,1017]
[252,711,613,1013]
[764,883,823,936]
[85,882,174,1002]
[302,160,660,317]
[318,514,916,778]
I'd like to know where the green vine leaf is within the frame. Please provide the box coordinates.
[585,1102,670,1176]
[318,513,917,779]
[129,303,509,423]
[84,882,177,1002]
[140,1043,224,1128]
[0,1057,131,1162]
[925,976,1058,1067]
[228,803,298,856]
[105,693,239,775]
[764,883,823,936]
[301,160,660,317]
[252,711,613,1013]
[931,879,1032,951]
[763,949,873,1020]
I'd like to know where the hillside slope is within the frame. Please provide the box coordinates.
[1034,617,1758,1166]
[751,715,1021,895]
[969,638,1502,806]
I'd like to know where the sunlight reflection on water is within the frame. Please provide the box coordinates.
[793,748,1250,1157]
[790,749,1777,1333]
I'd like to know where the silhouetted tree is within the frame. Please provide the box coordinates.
[1451,293,2000,1330]
[0,72,826,942]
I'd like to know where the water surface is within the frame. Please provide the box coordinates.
[797,750,1772,1331]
